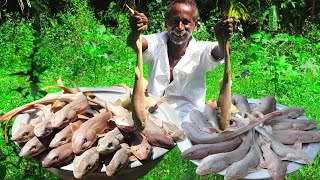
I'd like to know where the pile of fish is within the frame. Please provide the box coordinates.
[0,80,184,179]
[181,94,320,180]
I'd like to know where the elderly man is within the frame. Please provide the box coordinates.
[127,0,233,120]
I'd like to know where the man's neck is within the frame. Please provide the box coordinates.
[167,37,192,82]
[167,38,191,62]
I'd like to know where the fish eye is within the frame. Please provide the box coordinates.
[31,145,37,150]
[61,137,66,141]
[53,156,59,161]
[107,142,113,148]
[86,164,91,170]
[83,138,87,143]
[23,132,29,136]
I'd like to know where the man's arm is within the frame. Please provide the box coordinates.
[127,11,149,52]
[211,18,234,59]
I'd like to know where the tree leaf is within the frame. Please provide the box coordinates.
[30,82,39,98]
[300,60,319,75]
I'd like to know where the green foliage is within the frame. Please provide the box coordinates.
[145,0,167,34]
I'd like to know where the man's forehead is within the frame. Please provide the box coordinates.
[168,3,195,17]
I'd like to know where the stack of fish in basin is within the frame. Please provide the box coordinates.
[181,94,320,180]
[179,41,320,180]
[0,78,184,179]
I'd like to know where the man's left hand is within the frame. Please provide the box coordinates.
[214,18,234,42]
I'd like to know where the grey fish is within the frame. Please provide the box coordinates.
[272,130,320,144]
[232,94,250,113]
[182,111,281,144]
[269,107,305,121]
[225,130,260,180]
[252,96,276,115]
[181,136,242,160]
[203,104,220,132]
[196,130,252,176]
[268,118,318,131]
[258,135,286,180]
[255,126,312,164]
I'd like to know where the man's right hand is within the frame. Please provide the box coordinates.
[129,11,148,33]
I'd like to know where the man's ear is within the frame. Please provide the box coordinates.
[193,21,198,32]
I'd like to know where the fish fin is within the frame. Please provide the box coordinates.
[78,114,90,120]
[68,79,81,92]
[51,100,66,112]
[291,141,303,150]
[230,103,239,113]
[70,122,81,133]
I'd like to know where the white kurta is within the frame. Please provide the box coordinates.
[143,32,224,120]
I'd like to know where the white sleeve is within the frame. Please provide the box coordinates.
[201,41,224,72]
[142,34,158,65]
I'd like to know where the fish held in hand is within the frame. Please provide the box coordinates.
[217,42,232,131]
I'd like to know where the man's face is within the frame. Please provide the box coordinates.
[166,3,197,45]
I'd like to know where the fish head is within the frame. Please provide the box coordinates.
[72,129,97,155]
[52,110,77,129]
[97,138,119,154]
[34,120,53,137]
[49,133,70,148]
[288,107,305,118]
[11,125,35,143]
[19,138,42,157]
[42,151,60,168]
[73,147,100,179]
[268,165,287,180]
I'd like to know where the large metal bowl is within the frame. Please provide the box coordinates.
[12,87,180,180]
[177,99,320,179]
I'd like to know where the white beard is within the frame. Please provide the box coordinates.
[168,29,192,45]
